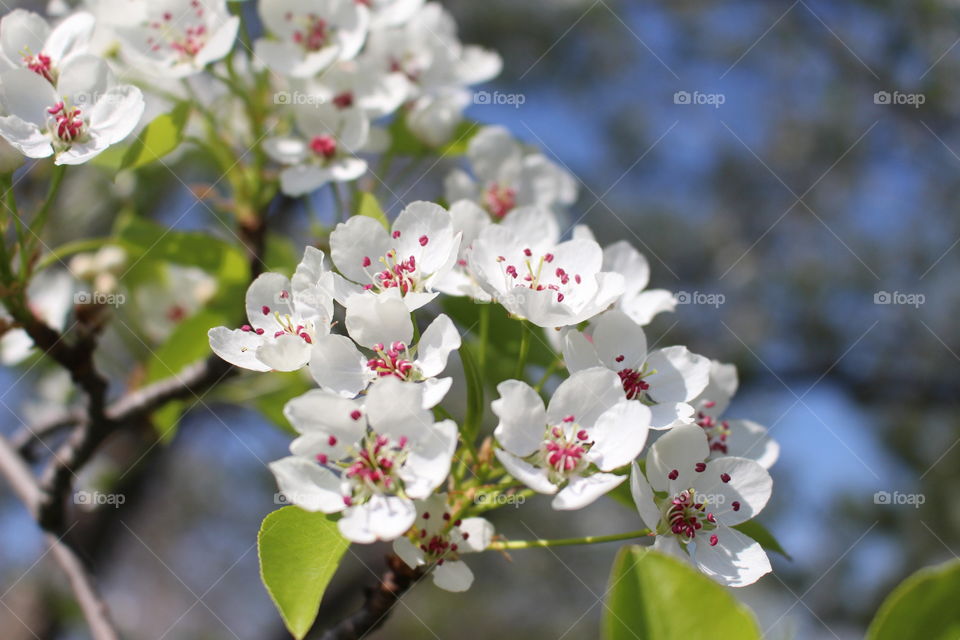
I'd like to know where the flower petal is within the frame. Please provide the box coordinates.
[269,456,345,513]
[693,525,771,587]
[551,472,625,510]
[645,346,711,403]
[492,379,546,457]
[338,495,416,543]
[308,333,370,397]
[207,327,271,372]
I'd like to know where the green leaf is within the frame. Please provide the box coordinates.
[355,191,389,229]
[387,116,479,157]
[145,310,226,383]
[121,103,191,171]
[603,546,762,640]
[259,507,350,640]
[867,559,960,640]
[732,520,791,560]
[458,342,484,446]
[252,371,313,434]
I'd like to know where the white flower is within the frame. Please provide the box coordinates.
[0,54,144,165]
[136,263,217,342]
[562,309,711,429]
[69,244,127,294]
[0,9,95,81]
[363,0,425,29]
[308,290,461,408]
[492,367,651,510]
[116,0,239,78]
[434,199,492,300]
[0,270,75,366]
[270,378,458,543]
[445,126,577,220]
[298,58,408,119]
[468,206,624,328]
[690,360,779,468]
[208,247,334,372]
[630,423,772,587]
[264,102,369,196]
[393,493,493,592]
[574,227,676,326]
[256,0,369,78]
[329,200,461,311]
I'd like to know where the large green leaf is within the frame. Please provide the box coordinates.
[603,546,762,640]
[867,559,960,640]
[121,103,191,171]
[259,507,350,640]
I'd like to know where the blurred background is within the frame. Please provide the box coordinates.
[2,0,959,638]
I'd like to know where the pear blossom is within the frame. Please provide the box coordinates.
[68,245,128,294]
[136,264,217,342]
[434,199,492,300]
[690,360,779,468]
[0,9,95,80]
[493,367,651,510]
[255,0,369,78]
[208,247,334,372]
[308,290,461,408]
[0,270,75,366]
[393,493,493,592]
[468,206,624,327]
[445,126,578,220]
[630,423,772,587]
[363,0,425,29]
[329,200,461,311]
[562,309,711,429]
[300,59,408,119]
[574,227,676,326]
[264,101,369,196]
[0,54,144,164]
[116,0,239,78]
[270,378,458,543]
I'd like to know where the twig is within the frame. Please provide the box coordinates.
[0,435,120,640]
[317,555,422,640]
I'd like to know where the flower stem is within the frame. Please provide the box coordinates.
[477,302,490,377]
[488,529,652,551]
[514,320,531,380]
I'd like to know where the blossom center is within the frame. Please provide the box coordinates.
[367,341,419,381]
[360,235,428,294]
[411,509,465,566]
[484,183,516,219]
[496,249,581,304]
[538,416,592,481]
[23,52,54,83]
[662,489,717,543]
[145,2,210,61]
[338,433,410,503]
[286,12,330,52]
[47,102,86,143]
[696,411,730,454]
[240,294,316,344]
[310,135,338,159]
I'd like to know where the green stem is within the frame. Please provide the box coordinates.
[488,529,652,551]
[477,303,490,376]
[32,165,65,237]
[514,319,531,380]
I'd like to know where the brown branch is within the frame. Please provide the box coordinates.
[0,435,120,640]
[317,555,423,640]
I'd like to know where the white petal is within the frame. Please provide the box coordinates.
[393,200,456,276]
[420,376,452,409]
[283,388,366,441]
[415,314,460,377]
[560,329,602,373]
[546,367,623,429]
[646,423,709,492]
[269,456,345,513]
[467,126,520,181]
[694,525,771,587]
[552,472,625,510]
[279,164,330,196]
[692,360,739,417]
[645,346,712,403]
[492,380,546,457]
[393,537,425,569]
[649,402,695,430]
[0,69,58,125]
[432,560,474,592]
[339,496,416,543]
[586,401,650,471]
[264,136,308,165]
[0,11,50,68]
[630,462,661,530]
[494,449,556,494]
[691,456,772,526]
[592,309,647,370]
[257,333,311,371]
[603,240,649,292]
[208,327,271,372]
[89,84,144,145]
[621,289,676,326]
[308,333,371,397]
[364,377,432,440]
[45,11,95,63]
[246,272,294,332]
[456,518,494,553]
[330,215,391,284]
[193,16,239,68]
[344,291,412,348]
[0,115,51,158]
[725,419,779,469]
[402,419,457,499]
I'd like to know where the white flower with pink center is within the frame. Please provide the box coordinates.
[264,101,369,196]
[208,247,335,372]
[689,360,779,468]
[329,201,461,311]
[445,126,577,220]
[574,227,677,326]
[0,9,95,82]
[433,199,493,300]
[492,367,651,510]
[297,58,408,119]
[629,423,773,587]
[468,206,624,328]
[0,54,144,165]
[562,309,711,430]
[308,290,461,408]
[393,493,493,592]
[255,0,369,78]
[116,0,239,78]
[270,378,458,543]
